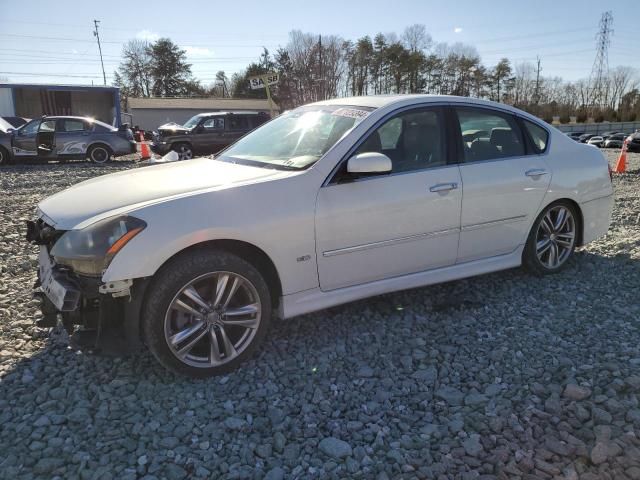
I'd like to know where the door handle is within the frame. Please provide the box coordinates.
[429,182,458,193]
[525,168,549,177]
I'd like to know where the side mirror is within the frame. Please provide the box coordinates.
[347,152,392,174]
[195,125,204,133]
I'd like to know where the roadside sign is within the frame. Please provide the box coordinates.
[249,73,279,90]
[248,73,279,118]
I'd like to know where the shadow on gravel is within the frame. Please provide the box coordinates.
[1,248,639,478]
[2,248,638,388]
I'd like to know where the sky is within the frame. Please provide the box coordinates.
[0,0,637,87]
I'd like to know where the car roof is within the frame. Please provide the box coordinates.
[310,94,549,125]
[38,116,116,130]
[196,111,264,116]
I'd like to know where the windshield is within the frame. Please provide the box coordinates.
[183,115,202,129]
[217,105,374,170]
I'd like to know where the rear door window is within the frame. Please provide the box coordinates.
[60,119,86,132]
[455,107,525,162]
[522,119,549,153]
[227,115,248,130]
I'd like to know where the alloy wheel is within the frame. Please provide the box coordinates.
[91,146,109,164]
[164,272,261,368]
[535,205,576,269]
[176,145,193,160]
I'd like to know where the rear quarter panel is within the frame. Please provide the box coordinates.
[541,128,613,244]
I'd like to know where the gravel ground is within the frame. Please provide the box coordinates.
[0,150,639,480]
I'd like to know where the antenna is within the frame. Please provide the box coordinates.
[588,11,613,110]
[93,19,107,86]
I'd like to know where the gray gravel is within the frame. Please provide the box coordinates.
[0,151,639,479]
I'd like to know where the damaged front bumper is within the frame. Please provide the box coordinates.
[28,219,147,355]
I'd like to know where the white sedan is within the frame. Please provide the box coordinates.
[29,95,613,377]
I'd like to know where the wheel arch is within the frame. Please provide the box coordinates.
[171,141,193,150]
[150,239,283,309]
[87,141,113,155]
[531,197,585,247]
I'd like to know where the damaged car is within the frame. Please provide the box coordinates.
[0,116,136,165]
[29,95,613,377]
[150,111,269,160]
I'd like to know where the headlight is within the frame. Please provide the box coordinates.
[51,215,146,276]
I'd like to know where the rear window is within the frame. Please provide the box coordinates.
[523,120,549,153]
[227,115,248,130]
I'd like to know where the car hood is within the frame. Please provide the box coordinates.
[157,122,190,134]
[38,158,294,230]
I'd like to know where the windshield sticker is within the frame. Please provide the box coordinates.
[331,108,370,119]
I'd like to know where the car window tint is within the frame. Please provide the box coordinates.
[228,115,248,130]
[455,107,524,162]
[202,118,224,129]
[523,119,549,153]
[39,120,56,133]
[378,117,402,149]
[62,119,85,132]
[21,120,40,135]
[355,108,446,173]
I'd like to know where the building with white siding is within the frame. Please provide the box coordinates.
[126,97,280,130]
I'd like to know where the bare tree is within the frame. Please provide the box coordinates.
[402,24,433,53]
[116,40,153,97]
[608,66,637,110]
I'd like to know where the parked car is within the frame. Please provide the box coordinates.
[0,116,136,165]
[151,111,270,160]
[0,116,29,133]
[27,95,613,377]
[627,131,640,152]
[566,132,584,141]
[587,136,604,147]
[603,133,627,149]
[578,133,596,143]
[600,131,621,140]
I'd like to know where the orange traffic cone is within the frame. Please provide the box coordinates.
[614,140,627,173]
[138,131,151,160]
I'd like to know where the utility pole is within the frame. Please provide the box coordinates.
[93,19,106,86]
[534,56,542,105]
[318,35,323,100]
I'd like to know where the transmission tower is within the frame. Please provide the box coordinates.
[588,11,613,110]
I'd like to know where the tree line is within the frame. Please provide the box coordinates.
[114,26,640,123]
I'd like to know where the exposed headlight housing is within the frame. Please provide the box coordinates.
[50,215,146,276]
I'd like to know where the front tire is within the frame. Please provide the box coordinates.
[142,249,271,377]
[172,143,193,160]
[0,146,10,165]
[88,144,112,164]
[523,201,578,275]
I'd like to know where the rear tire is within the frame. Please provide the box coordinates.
[142,249,272,377]
[523,201,579,276]
[88,144,112,164]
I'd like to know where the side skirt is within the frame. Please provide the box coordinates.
[280,245,524,319]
